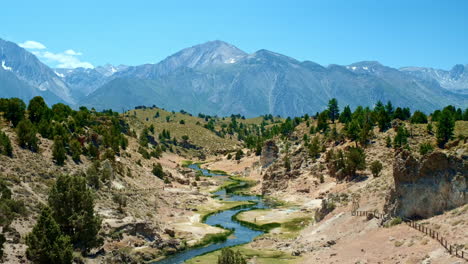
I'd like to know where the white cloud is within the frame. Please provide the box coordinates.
[18,40,47,50]
[22,40,94,69]
[35,50,94,69]
[64,49,82,56]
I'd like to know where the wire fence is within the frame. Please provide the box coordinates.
[351,210,467,261]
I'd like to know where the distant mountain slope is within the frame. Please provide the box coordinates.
[54,64,128,100]
[81,42,467,116]
[0,38,74,104]
[0,67,64,104]
[400,64,468,94]
[1,38,466,116]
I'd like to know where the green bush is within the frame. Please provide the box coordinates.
[419,142,434,155]
[370,160,383,177]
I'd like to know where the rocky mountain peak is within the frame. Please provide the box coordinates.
[158,40,247,71]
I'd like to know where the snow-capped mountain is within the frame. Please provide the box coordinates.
[54,64,128,100]
[0,38,74,104]
[400,64,468,94]
[0,37,466,116]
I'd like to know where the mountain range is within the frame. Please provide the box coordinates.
[1,38,466,117]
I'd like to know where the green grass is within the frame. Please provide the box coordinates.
[185,245,300,264]
[192,228,234,248]
[124,108,240,154]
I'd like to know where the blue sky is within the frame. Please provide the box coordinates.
[2,0,467,69]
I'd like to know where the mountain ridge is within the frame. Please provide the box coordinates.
[0,37,466,116]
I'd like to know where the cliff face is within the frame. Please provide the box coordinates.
[260,140,279,168]
[385,150,467,219]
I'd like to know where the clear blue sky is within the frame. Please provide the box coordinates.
[2,0,467,69]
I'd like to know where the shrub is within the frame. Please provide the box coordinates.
[370,160,383,177]
[217,248,247,264]
[419,142,434,155]
[152,163,165,179]
[235,149,244,160]
[0,131,13,157]
[52,136,66,166]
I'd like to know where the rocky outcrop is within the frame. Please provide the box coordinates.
[260,140,278,168]
[385,150,467,218]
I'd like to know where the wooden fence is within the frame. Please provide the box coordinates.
[351,210,468,261]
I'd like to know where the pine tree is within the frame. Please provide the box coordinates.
[70,139,82,163]
[339,105,352,124]
[436,108,455,148]
[16,119,39,152]
[28,96,50,124]
[317,111,329,132]
[4,98,26,127]
[370,160,383,177]
[52,136,66,166]
[152,163,165,179]
[0,131,13,157]
[344,147,366,178]
[25,207,73,264]
[327,98,340,123]
[393,125,409,148]
[48,175,102,252]
[376,108,391,132]
[217,248,247,264]
[410,111,428,124]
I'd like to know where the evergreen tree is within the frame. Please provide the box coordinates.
[48,175,102,252]
[327,98,340,123]
[52,136,66,166]
[345,119,360,142]
[28,96,50,124]
[375,108,391,132]
[25,207,73,264]
[339,105,352,124]
[70,139,82,163]
[370,160,383,177]
[317,111,329,132]
[309,136,320,160]
[436,108,455,148]
[393,125,409,148]
[16,119,39,152]
[152,163,164,179]
[344,147,366,177]
[410,111,428,124]
[4,98,26,127]
[0,131,13,157]
[385,101,394,117]
[217,248,247,264]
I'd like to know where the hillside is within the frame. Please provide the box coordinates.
[0,96,467,264]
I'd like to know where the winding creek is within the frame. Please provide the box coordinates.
[153,163,270,264]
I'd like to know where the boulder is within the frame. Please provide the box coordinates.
[385,150,467,218]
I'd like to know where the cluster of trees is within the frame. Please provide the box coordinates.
[0,96,129,165]
[325,147,367,180]
[26,174,102,263]
[217,248,247,264]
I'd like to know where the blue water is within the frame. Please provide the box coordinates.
[153,164,268,264]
